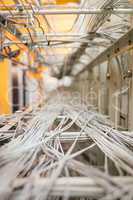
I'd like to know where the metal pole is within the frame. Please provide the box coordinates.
[22,33,88,38]
[22,70,26,107]
[1,8,133,16]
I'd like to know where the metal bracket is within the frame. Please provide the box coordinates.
[123,70,132,79]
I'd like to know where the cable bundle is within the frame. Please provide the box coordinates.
[0,92,133,199]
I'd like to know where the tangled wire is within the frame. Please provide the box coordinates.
[0,92,133,200]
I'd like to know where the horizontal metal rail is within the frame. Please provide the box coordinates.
[1,8,133,15]
[22,33,88,38]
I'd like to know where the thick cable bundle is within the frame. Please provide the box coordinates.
[0,92,133,200]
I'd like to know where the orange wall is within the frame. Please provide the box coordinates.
[0,59,11,114]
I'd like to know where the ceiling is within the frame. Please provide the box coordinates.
[0,0,133,78]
